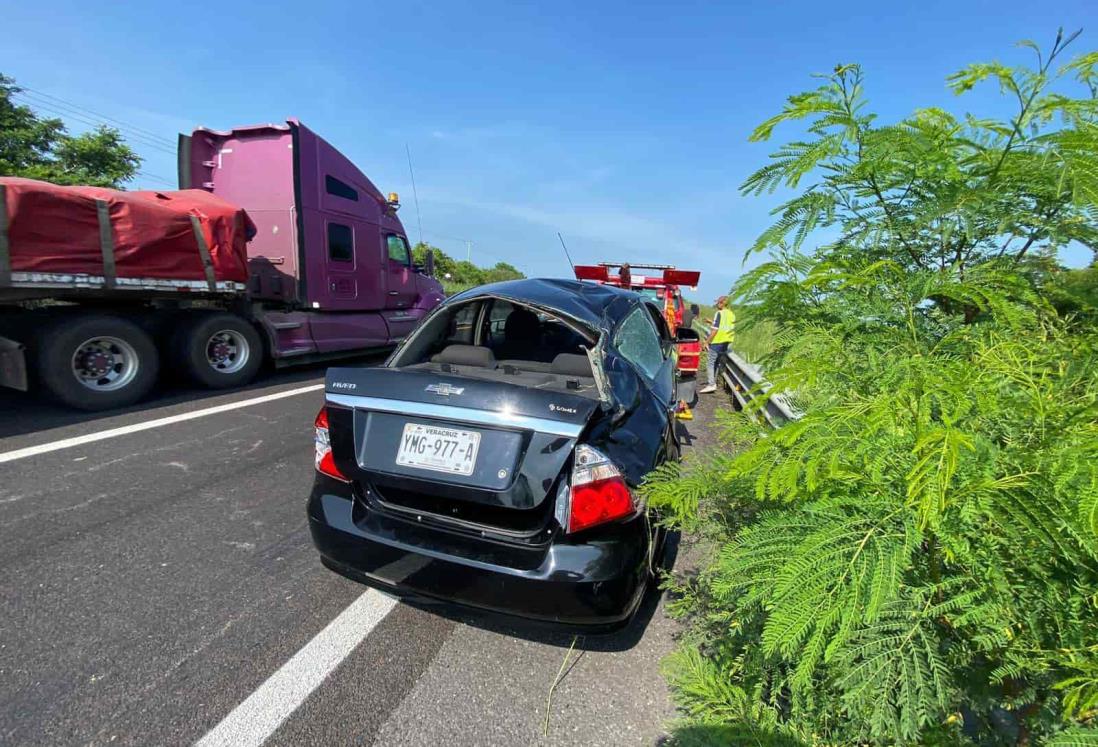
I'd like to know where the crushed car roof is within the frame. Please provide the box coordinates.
[449,278,638,330]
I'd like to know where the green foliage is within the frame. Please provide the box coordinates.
[1048,727,1098,746]
[412,242,524,292]
[742,30,1098,275]
[0,74,140,187]
[649,33,1098,745]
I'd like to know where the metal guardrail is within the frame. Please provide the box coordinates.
[715,349,799,428]
[690,320,799,427]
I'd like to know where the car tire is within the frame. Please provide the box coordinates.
[174,312,263,389]
[36,314,159,411]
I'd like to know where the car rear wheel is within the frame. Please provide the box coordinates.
[174,312,263,389]
[36,314,159,410]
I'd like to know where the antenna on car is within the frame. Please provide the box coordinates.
[405,144,424,246]
[557,232,575,272]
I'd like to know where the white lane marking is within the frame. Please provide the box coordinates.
[195,589,397,747]
[0,384,325,465]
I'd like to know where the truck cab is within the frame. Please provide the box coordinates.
[179,120,444,358]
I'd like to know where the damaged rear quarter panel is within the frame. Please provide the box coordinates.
[586,352,669,487]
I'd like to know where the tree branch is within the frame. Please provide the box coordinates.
[866,173,926,268]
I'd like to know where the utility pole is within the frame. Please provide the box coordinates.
[465,241,472,262]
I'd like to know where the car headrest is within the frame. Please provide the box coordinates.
[504,308,540,342]
[432,344,497,368]
[550,353,592,377]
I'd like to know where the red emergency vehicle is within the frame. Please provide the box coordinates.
[572,263,702,375]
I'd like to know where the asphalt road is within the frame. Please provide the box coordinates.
[0,365,713,746]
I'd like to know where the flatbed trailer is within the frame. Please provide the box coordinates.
[0,120,443,411]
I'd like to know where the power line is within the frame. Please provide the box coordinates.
[14,91,177,151]
[12,98,178,159]
[16,86,177,147]
[418,233,504,264]
[12,93,177,156]
[135,171,178,188]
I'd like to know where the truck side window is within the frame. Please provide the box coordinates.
[328,223,354,262]
[325,175,358,201]
[387,235,411,265]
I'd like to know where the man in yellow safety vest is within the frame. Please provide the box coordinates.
[699,296,735,394]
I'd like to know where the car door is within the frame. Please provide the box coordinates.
[601,304,677,478]
[323,220,359,303]
[384,234,417,310]
[627,303,676,408]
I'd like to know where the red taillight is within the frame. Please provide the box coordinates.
[314,407,348,482]
[566,445,635,533]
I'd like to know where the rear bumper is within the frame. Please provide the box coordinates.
[307,476,650,628]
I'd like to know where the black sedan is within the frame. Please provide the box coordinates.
[307,278,682,628]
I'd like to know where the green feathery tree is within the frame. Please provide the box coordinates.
[648,31,1098,746]
[0,74,140,188]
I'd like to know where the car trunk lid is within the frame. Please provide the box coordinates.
[324,367,600,530]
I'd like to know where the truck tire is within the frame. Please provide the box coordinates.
[174,313,263,389]
[36,314,160,411]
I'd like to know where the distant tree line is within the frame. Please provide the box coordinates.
[412,242,525,289]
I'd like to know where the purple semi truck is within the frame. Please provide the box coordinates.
[0,119,445,410]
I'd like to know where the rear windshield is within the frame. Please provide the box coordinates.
[390,298,600,396]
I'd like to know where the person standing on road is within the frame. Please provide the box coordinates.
[698,296,735,394]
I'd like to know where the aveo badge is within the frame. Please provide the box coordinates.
[426,383,465,396]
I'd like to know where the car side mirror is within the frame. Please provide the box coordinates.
[675,326,700,344]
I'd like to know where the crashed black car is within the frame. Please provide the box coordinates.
[307,278,683,627]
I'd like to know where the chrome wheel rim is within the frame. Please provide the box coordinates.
[205,329,250,374]
[71,336,140,392]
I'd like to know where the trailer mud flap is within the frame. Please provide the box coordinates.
[0,336,28,391]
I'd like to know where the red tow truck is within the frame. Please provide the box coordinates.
[572,262,702,375]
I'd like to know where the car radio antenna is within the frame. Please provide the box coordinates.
[557,232,575,272]
[405,143,424,247]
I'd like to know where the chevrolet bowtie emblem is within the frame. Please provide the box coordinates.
[425,383,465,396]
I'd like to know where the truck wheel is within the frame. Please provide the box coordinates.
[37,315,159,411]
[175,313,263,389]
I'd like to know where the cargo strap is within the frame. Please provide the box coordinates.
[95,199,117,289]
[189,215,218,292]
[0,185,10,286]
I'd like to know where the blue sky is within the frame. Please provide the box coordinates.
[3,0,1094,299]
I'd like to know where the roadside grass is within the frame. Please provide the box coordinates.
[732,317,778,363]
[691,303,780,365]
[442,281,476,296]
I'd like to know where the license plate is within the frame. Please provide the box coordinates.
[395,423,481,476]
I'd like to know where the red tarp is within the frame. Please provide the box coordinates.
[1,177,253,284]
